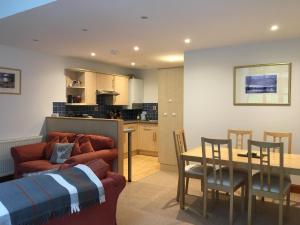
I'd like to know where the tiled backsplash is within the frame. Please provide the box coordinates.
[53,100,158,121]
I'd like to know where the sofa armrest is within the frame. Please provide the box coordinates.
[65,148,118,165]
[11,142,46,163]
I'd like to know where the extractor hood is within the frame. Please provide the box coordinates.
[96,90,120,96]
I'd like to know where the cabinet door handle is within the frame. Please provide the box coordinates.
[144,128,152,131]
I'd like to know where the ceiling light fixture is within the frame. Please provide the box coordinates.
[140,16,149,20]
[82,28,88,32]
[131,62,136,66]
[32,39,39,42]
[133,46,140,51]
[91,52,96,56]
[270,25,279,31]
[184,38,191,44]
[158,54,184,63]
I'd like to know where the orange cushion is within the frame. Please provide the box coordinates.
[71,142,82,156]
[44,136,59,160]
[80,141,94,154]
[60,136,69,143]
[86,159,110,179]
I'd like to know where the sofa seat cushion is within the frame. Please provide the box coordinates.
[18,160,60,174]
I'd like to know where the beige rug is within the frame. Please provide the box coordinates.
[117,171,300,225]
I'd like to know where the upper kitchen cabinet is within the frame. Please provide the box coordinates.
[65,69,97,105]
[96,73,114,91]
[113,75,129,105]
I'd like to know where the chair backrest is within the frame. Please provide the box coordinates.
[173,129,187,170]
[201,137,233,188]
[248,140,284,194]
[227,129,252,149]
[263,131,292,154]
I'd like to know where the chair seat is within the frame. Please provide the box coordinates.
[207,168,247,187]
[185,164,212,177]
[252,173,291,194]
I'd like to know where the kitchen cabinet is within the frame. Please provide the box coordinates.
[96,73,114,91]
[84,72,97,105]
[123,124,138,154]
[113,76,129,105]
[65,69,97,105]
[139,124,158,152]
[158,67,183,167]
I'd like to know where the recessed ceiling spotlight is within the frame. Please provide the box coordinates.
[184,38,191,44]
[91,52,96,56]
[32,39,39,42]
[133,46,140,51]
[270,25,279,31]
[140,16,149,20]
[82,28,88,32]
[131,62,136,66]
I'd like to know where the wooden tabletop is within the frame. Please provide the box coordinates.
[182,147,300,176]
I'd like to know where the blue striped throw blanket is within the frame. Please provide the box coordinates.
[0,164,105,225]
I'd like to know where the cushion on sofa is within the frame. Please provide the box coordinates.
[86,159,110,179]
[60,136,69,143]
[71,142,82,156]
[18,160,60,174]
[44,136,59,160]
[48,132,76,143]
[80,141,94,154]
[77,134,114,150]
[50,143,74,164]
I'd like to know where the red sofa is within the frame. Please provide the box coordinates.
[11,132,118,178]
[46,171,125,225]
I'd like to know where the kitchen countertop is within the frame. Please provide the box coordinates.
[123,120,158,124]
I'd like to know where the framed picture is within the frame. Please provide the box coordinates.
[0,67,21,95]
[234,63,291,106]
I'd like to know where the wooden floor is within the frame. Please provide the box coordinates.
[123,155,160,181]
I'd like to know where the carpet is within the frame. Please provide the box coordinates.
[117,171,300,225]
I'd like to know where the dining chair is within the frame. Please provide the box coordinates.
[173,130,207,202]
[228,129,253,149]
[263,131,292,154]
[247,140,291,225]
[201,137,247,225]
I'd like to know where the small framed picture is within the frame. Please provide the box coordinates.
[234,63,291,106]
[0,67,21,95]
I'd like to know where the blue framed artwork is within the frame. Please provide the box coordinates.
[234,63,291,105]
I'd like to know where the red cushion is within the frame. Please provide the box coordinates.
[86,159,110,179]
[18,160,60,174]
[60,136,69,143]
[44,137,59,160]
[71,142,82,156]
[48,132,76,143]
[77,134,114,150]
[80,141,94,154]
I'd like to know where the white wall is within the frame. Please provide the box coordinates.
[184,38,300,183]
[135,69,158,103]
[0,44,134,140]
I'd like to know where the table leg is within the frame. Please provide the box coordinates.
[128,132,132,182]
[180,156,185,209]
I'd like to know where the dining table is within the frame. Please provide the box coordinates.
[179,146,300,209]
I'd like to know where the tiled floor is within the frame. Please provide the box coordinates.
[123,155,160,181]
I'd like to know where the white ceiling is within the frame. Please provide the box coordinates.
[0,0,300,69]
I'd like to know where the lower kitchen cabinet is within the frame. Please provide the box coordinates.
[123,123,158,157]
[139,124,158,153]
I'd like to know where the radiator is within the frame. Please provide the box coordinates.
[0,136,43,176]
